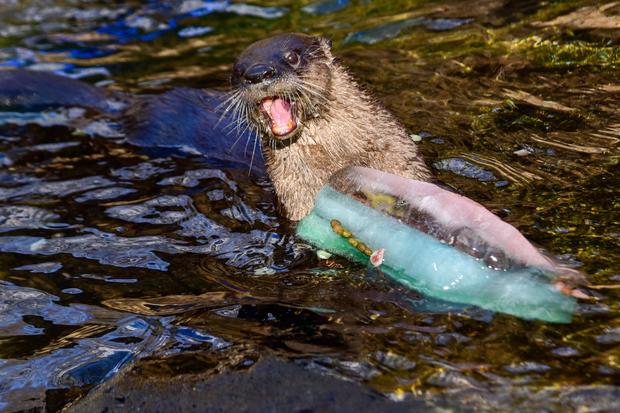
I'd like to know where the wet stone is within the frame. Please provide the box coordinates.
[66,357,429,413]
[372,351,416,371]
[504,362,551,374]
[435,333,471,346]
[433,158,497,182]
[335,360,380,381]
[551,347,580,357]
[426,370,481,388]
[595,327,620,345]
[403,331,432,344]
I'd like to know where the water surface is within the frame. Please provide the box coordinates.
[0,0,619,411]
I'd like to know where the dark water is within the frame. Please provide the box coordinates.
[0,0,619,411]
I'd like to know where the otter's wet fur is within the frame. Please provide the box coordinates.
[228,33,432,220]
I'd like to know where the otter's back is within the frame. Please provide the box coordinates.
[124,88,264,172]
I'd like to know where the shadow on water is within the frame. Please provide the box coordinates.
[0,0,619,411]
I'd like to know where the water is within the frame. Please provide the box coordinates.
[0,0,619,411]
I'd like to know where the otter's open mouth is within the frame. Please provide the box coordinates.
[259,97,298,137]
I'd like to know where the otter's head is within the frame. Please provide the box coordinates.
[229,33,334,143]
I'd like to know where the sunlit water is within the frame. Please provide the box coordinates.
[0,1,619,412]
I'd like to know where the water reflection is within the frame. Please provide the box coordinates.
[0,281,224,411]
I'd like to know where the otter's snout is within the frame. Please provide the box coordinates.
[243,64,276,85]
[228,33,334,140]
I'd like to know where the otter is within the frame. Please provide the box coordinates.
[227,33,432,220]
[0,33,431,221]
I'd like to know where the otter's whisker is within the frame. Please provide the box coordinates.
[223,111,246,132]
[229,112,252,149]
[232,121,253,147]
[231,104,255,152]
[225,98,247,148]
[215,90,244,128]
[229,132,245,151]
[297,80,330,103]
[220,104,246,133]
[248,132,259,174]
[243,117,254,156]
[216,89,244,115]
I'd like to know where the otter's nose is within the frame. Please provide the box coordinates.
[243,64,276,84]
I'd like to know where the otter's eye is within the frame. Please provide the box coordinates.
[284,50,300,67]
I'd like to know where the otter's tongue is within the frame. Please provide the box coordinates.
[261,97,296,136]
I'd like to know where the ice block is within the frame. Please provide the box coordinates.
[296,167,577,323]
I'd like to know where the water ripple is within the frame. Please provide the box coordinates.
[0,176,114,201]
[0,206,64,232]
[13,261,63,274]
[0,281,90,337]
[106,195,194,225]
[157,168,238,190]
[110,159,175,180]
[74,186,137,203]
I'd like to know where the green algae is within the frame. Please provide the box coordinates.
[509,36,620,68]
